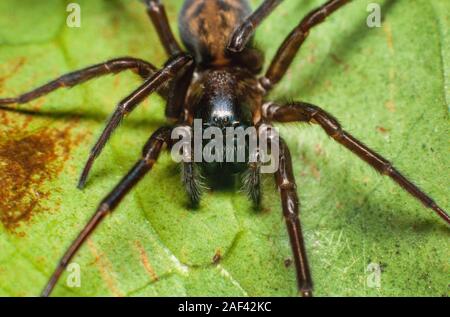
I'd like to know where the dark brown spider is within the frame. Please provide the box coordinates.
[0,0,448,297]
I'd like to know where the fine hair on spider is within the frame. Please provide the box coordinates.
[0,0,448,297]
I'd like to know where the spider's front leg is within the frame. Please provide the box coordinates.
[278,137,313,297]
[41,126,173,297]
[259,0,350,90]
[267,131,313,296]
[143,0,182,56]
[238,125,311,295]
[78,53,193,188]
[0,58,158,108]
[227,0,284,52]
[142,0,194,123]
[263,101,450,225]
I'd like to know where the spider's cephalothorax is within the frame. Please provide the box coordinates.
[186,67,261,181]
[0,0,448,297]
[179,0,265,195]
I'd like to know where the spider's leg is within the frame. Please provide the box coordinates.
[259,0,349,90]
[242,161,261,206]
[78,54,193,189]
[41,126,172,297]
[143,0,193,121]
[263,101,450,225]
[275,136,313,297]
[182,161,204,206]
[166,62,195,122]
[143,0,182,55]
[0,58,158,107]
[227,0,284,53]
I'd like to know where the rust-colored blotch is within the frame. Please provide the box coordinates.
[0,127,72,232]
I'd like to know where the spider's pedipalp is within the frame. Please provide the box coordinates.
[182,161,206,206]
[241,160,261,206]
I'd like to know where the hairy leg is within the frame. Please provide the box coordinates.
[165,62,195,122]
[41,126,172,297]
[263,101,450,224]
[0,58,157,107]
[242,161,261,206]
[275,136,313,296]
[227,0,284,53]
[143,0,182,55]
[260,0,349,90]
[78,54,193,188]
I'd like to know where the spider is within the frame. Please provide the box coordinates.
[0,0,448,297]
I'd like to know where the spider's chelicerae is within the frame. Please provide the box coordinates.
[0,0,448,297]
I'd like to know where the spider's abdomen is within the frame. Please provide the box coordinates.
[179,0,251,66]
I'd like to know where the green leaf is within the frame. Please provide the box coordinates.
[0,0,448,297]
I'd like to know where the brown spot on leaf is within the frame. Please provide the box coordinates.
[0,125,73,232]
[376,126,390,134]
[300,153,321,180]
[314,143,324,156]
[330,53,350,72]
[135,240,159,282]
[87,239,123,297]
[0,111,10,126]
[383,22,394,54]
[213,249,222,264]
[113,75,121,88]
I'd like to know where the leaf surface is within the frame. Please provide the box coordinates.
[0,0,448,296]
